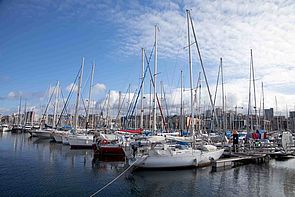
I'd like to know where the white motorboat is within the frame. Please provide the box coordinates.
[68,134,94,149]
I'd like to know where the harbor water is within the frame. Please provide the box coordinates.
[0,132,294,197]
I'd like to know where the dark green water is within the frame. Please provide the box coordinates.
[0,132,294,197]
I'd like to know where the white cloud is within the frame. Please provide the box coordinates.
[7,91,22,98]
[111,0,295,113]
[3,1,295,116]
[66,83,78,93]
[93,83,106,95]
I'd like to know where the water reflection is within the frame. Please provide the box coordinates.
[0,133,295,197]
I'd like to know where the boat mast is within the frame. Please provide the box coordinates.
[140,48,145,129]
[86,61,95,130]
[198,72,202,132]
[275,96,279,131]
[74,57,84,131]
[149,79,152,131]
[186,10,195,148]
[247,52,252,134]
[188,10,218,133]
[195,72,201,135]
[180,70,184,131]
[118,91,122,128]
[251,49,258,131]
[23,100,27,126]
[221,58,226,146]
[262,82,265,130]
[106,91,110,129]
[160,81,164,131]
[153,25,158,132]
[53,81,59,128]
[18,96,22,126]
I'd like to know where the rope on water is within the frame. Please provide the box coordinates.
[89,159,137,197]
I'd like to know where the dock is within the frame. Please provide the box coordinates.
[212,153,270,171]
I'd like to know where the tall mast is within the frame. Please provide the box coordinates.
[160,81,164,131]
[106,91,110,129]
[275,96,279,131]
[198,72,202,132]
[188,10,218,131]
[74,57,84,131]
[221,58,226,146]
[186,10,195,148]
[247,52,252,134]
[45,84,51,124]
[23,100,27,125]
[86,62,95,130]
[153,25,158,132]
[262,82,265,130]
[18,96,22,125]
[140,48,145,129]
[53,81,59,128]
[251,49,258,131]
[118,91,122,128]
[180,70,184,131]
[149,79,152,131]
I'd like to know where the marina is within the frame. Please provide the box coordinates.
[1,132,295,196]
[1,1,295,196]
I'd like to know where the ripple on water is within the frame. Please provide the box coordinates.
[0,133,295,197]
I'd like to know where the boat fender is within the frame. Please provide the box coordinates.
[101,139,108,144]
[194,158,198,166]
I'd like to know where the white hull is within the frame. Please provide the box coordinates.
[53,131,69,143]
[33,129,54,139]
[68,134,94,148]
[53,134,63,143]
[133,146,224,169]
[0,127,9,132]
[134,149,200,168]
[199,149,224,166]
[62,135,70,145]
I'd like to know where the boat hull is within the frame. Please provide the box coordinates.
[33,130,53,139]
[53,134,63,143]
[96,144,125,156]
[62,135,70,145]
[133,149,224,169]
[68,135,94,149]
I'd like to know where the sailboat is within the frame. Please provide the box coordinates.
[67,58,95,149]
[11,96,24,133]
[32,82,61,139]
[131,11,224,169]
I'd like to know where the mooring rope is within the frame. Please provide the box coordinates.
[89,159,138,197]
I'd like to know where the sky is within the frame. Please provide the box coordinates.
[0,0,294,117]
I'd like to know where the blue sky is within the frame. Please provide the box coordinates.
[0,0,294,115]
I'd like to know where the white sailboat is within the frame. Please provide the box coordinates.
[68,133,94,148]
[67,58,95,149]
[32,128,54,139]
[131,11,224,169]
[131,143,224,168]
